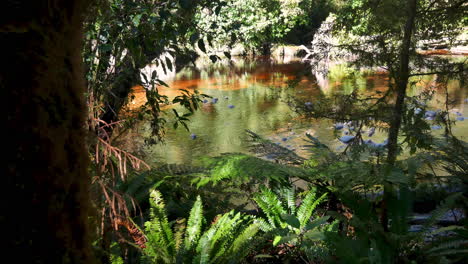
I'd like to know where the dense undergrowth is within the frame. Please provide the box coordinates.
[102,124,467,263]
[83,1,467,263]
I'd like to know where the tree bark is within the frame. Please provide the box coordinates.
[1,1,95,263]
[386,0,418,165]
[381,0,418,232]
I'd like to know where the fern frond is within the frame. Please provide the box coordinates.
[184,195,204,251]
[280,187,296,215]
[428,249,468,257]
[227,220,260,262]
[305,216,330,231]
[297,190,327,228]
[255,218,273,232]
[144,190,176,262]
[210,212,245,263]
[427,239,468,254]
[196,225,217,264]
[174,218,186,251]
[421,193,462,234]
[254,188,287,228]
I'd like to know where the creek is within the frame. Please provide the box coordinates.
[128,56,467,165]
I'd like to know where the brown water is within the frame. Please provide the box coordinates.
[134,57,467,165]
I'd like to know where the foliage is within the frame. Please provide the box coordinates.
[194,153,306,187]
[253,187,334,262]
[80,1,468,262]
[84,0,215,141]
[194,0,313,51]
[141,153,310,221]
[326,191,467,263]
[142,190,260,264]
[332,0,467,67]
[83,1,220,261]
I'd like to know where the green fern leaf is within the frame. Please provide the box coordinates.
[282,188,296,215]
[254,188,286,228]
[255,218,273,232]
[297,190,327,228]
[227,221,260,262]
[427,239,468,254]
[184,195,204,251]
[144,190,176,262]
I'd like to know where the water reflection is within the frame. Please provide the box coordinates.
[137,57,467,165]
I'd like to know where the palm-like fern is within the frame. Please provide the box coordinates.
[142,190,260,264]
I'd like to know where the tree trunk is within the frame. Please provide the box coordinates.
[100,61,140,130]
[1,1,95,263]
[382,0,418,231]
[386,0,418,165]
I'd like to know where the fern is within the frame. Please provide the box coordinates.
[254,187,329,245]
[173,219,186,251]
[280,187,296,215]
[297,190,327,228]
[420,193,462,235]
[143,191,260,264]
[183,196,204,251]
[254,188,287,229]
[246,129,306,165]
[145,190,176,262]
[427,239,468,254]
[227,221,260,262]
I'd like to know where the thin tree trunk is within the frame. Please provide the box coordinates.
[386,0,418,165]
[382,0,418,231]
[1,1,95,263]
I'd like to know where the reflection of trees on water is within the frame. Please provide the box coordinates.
[134,53,467,165]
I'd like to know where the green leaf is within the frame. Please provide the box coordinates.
[297,190,326,228]
[132,14,142,27]
[272,236,282,246]
[156,79,169,87]
[305,216,330,231]
[304,229,325,241]
[99,44,112,52]
[184,196,204,251]
[282,214,300,229]
[198,39,206,53]
[165,57,173,72]
[215,5,222,15]
[209,55,218,63]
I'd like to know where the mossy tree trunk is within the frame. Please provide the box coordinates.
[1,1,95,263]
